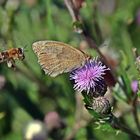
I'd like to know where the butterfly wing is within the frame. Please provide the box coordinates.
[32,41,89,77]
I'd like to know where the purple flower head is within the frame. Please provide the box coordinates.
[70,58,110,94]
[131,80,139,93]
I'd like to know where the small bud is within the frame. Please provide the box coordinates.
[135,56,140,72]
[131,80,139,93]
[44,112,65,132]
[92,97,111,115]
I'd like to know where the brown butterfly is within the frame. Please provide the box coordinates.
[32,40,90,77]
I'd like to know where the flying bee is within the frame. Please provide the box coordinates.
[0,48,25,68]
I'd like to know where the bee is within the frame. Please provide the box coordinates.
[0,48,25,68]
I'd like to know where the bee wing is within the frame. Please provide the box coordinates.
[32,41,88,77]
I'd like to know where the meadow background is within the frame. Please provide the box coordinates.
[0,0,140,140]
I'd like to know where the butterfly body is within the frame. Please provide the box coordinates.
[32,41,90,77]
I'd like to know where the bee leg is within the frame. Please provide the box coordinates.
[7,59,16,70]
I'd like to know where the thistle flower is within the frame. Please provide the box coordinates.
[70,58,109,95]
[89,79,107,97]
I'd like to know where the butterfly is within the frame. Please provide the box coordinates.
[32,40,90,77]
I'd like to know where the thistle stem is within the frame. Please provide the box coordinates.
[110,113,140,139]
